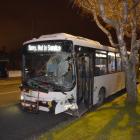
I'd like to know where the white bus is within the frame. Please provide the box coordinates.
[20,33,125,116]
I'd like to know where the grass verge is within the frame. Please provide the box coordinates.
[39,84,140,140]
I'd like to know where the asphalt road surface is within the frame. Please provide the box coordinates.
[0,78,20,107]
[0,78,73,140]
[0,104,73,140]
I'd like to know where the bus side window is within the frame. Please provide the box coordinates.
[108,52,116,73]
[116,53,122,71]
[95,51,107,76]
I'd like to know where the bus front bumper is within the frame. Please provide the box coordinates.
[20,100,55,113]
[20,91,78,115]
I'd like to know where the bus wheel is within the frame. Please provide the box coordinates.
[97,88,105,106]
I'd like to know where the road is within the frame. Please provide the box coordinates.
[0,78,73,140]
[0,78,20,107]
[0,104,73,140]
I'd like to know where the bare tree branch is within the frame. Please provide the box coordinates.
[92,11,118,47]
[122,0,128,24]
[98,0,118,28]
[130,0,137,51]
[73,0,118,47]
[129,0,138,64]
[129,0,140,12]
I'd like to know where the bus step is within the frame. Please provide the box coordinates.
[65,103,88,117]
[77,103,88,116]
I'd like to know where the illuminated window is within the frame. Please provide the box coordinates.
[108,52,116,73]
[95,50,107,76]
[116,53,122,71]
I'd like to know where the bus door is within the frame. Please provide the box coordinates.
[76,51,93,110]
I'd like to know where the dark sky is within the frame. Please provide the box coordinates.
[0,0,109,52]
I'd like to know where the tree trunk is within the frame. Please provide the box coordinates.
[120,51,138,103]
[125,63,137,103]
[137,49,140,80]
[117,27,138,104]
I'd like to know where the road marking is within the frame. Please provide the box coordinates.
[0,91,19,95]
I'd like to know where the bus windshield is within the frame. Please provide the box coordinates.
[23,40,75,91]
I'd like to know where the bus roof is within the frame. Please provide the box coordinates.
[23,33,117,52]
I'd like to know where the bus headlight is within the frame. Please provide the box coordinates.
[20,95,24,100]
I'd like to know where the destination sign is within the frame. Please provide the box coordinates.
[28,44,62,52]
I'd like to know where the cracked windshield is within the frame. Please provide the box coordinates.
[23,41,75,91]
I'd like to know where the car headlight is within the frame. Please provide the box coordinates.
[20,95,24,100]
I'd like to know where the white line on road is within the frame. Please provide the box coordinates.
[0,91,19,95]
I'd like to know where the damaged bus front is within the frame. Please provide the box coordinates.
[20,40,77,114]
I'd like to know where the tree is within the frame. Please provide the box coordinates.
[72,0,140,103]
[137,49,140,79]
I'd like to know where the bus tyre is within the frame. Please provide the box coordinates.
[97,88,105,107]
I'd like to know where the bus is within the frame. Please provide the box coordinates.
[20,33,125,116]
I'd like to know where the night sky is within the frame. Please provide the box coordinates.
[0,0,109,52]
